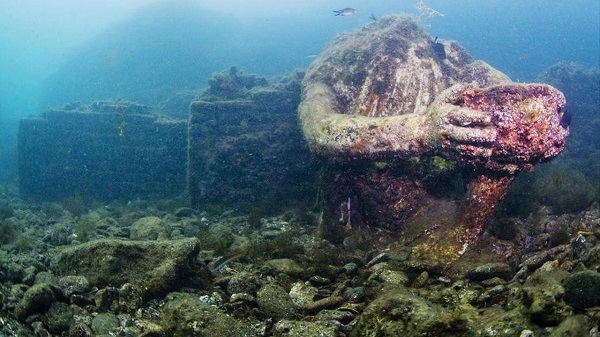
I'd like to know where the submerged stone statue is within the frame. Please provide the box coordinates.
[299,15,569,264]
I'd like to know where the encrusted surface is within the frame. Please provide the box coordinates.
[299,15,570,261]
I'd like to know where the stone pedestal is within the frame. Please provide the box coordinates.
[187,85,316,213]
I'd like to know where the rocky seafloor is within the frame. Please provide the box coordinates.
[0,184,599,337]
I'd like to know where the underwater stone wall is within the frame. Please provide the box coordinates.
[187,68,316,212]
[18,102,187,201]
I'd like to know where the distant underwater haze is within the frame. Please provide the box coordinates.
[0,0,598,182]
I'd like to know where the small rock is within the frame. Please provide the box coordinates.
[377,269,409,285]
[51,238,205,298]
[91,312,120,335]
[538,259,560,272]
[412,271,429,288]
[257,284,302,321]
[45,301,75,334]
[369,262,409,285]
[34,271,57,285]
[343,287,365,302]
[230,292,256,304]
[519,330,534,337]
[272,320,340,337]
[480,277,506,287]
[467,262,513,281]
[262,229,282,238]
[227,271,261,295]
[160,292,253,336]
[289,281,318,307]
[366,252,389,267]
[309,275,331,286]
[94,287,119,311]
[58,275,90,296]
[476,285,507,307]
[262,258,304,277]
[129,216,168,240]
[548,315,594,337]
[68,322,94,337]
[32,321,51,337]
[353,285,472,336]
[314,308,356,324]
[341,262,358,276]
[135,319,165,337]
[305,296,344,314]
[70,294,94,307]
[523,270,569,325]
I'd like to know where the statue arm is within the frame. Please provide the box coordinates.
[298,82,497,161]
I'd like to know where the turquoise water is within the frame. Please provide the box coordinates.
[1,0,599,181]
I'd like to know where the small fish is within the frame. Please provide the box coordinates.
[559,107,572,128]
[369,13,378,21]
[334,8,357,16]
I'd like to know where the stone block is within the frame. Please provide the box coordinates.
[187,70,316,212]
[18,102,186,201]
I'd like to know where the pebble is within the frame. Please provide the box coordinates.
[305,296,344,314]
[230,292,256,304]
[343,287,365,302]
[366,252,389,268]
[411,271,429,288]
[341,262,358,276]
[467,262,512,281]
[68,322,94,337]
[309,275,331,286]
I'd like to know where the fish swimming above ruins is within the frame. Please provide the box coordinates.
[333,8,357,16]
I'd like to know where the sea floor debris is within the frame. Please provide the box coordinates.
[0,189,598,336]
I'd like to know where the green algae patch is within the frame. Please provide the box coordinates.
[50,238,208,298]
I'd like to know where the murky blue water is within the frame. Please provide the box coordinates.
[1,0,599,188]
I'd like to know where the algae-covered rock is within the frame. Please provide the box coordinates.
[227,271,261,295]
[262,258,305,277]
[44,301,74,334]
[562,270,600,309]
[272,320,340,337]
[160,292,253,337]
[352,285,473,336]
[50,238,207,298]
[129,216,169,240]
[549,315,594,337]
[368,262,409,285]
[466,262,512,281]
[522,270,569,325]
[257,284,302,321]
[14,283,59,322]
[57,275,91,296]
[91,312,120,336]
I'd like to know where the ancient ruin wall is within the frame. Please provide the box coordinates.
[18,102,187,201]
